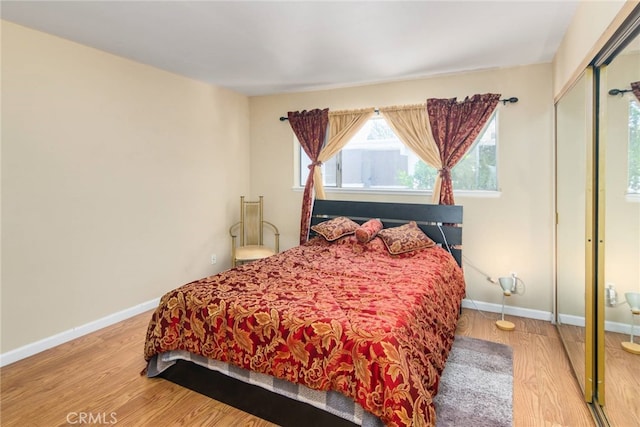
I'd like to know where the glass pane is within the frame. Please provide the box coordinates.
[298,114,498,192]
[451,114,497,190]
[341,118,423,189]
[300,150,337,187]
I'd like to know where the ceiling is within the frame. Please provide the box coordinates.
[1,1,579,96]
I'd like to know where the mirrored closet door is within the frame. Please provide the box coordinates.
[596,29,640,426]
[555,68,594,401]
[555,8,640,426]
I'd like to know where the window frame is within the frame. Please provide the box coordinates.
[627,97,640,201]
[295,113,501,197]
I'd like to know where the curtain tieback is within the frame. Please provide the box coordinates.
[438,166,451,178]
[308,161,323,169]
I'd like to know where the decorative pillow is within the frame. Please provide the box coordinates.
[355,218,384,243]
[310,216,359,241]
[377,221,436,255]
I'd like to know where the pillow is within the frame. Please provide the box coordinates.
[310,216,359,241]
[377,221,436,255]
[355,218,383,243]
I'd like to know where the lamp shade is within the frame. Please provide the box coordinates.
[498,277,513,296]
[626,292,640,315]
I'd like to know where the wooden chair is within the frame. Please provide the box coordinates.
[229,196,279,267]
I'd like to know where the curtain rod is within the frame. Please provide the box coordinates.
[278,97,518,121]
[280,109,378,121]
[608,88,632,96]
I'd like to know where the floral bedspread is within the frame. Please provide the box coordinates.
[144,235,465,427]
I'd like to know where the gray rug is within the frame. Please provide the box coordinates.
[434,336,513,427]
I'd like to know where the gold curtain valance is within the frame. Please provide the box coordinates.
[378,104,426,113]
[328,107,377,117]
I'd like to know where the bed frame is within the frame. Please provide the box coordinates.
[155,200,463,426]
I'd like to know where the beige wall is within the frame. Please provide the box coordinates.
[552,0,633,99]
[249,64,555,314]
[1,21,251,353]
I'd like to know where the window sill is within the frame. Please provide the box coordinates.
[625,193,640,203]
[291,186,502,198]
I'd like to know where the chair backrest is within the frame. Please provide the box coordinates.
[239,196,264,246]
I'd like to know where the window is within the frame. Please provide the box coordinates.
[628,99,640,194]
[300,114,498,192]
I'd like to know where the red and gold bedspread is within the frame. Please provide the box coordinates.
[144,235,465,427]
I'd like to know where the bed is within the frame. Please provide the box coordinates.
[143,200,465,427]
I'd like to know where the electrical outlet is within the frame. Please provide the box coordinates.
[210,254,217,265]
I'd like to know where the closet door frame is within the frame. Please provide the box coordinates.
[584,66,597,404]
[590,6,640,421]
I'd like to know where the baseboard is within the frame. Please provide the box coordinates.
[605,319,633,335]
[557,313,634,335]
[461,298,553,322]
[0,298,160,368]
[463,300,636,334]
[557,313,585,327]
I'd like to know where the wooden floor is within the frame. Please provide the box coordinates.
[455,310,594,427]
[1,308,595,427]
[557,323,640,427]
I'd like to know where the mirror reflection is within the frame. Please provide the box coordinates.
[555,70,590,395]
[601,32,640,427]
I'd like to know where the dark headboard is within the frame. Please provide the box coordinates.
[310,199,463,267]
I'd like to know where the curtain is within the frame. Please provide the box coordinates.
[288,108,329,244]
[379,105,443,202]
[314,108,376,199]
[632,81,640,103]
[427,93,501,205]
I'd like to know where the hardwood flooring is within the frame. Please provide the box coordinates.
[557,324,640,427]
[1,308,595,426]
[456,310,595,427]
[603,330,640,427]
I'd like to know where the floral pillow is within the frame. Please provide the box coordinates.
[355,218,384,243]
[310,216,360,241]
[377,221,436,255]
[328,234,385,255]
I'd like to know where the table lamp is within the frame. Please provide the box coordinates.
[496,276,516,331]
[621,292,640,355]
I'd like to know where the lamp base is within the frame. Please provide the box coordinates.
[621,341,640,355]
[496,319,515,331]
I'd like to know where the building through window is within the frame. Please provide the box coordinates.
[300,114,498,192]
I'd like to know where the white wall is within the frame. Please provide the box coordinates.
[1,21,251,353]
[249,64,555,314]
